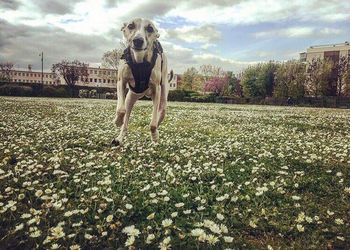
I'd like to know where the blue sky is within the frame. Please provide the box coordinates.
[0,0,349,73]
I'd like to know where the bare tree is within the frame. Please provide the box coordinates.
[336,55,349,96]
[101,41,127,70]
[200,64,225,82]
[0,62,14,82]
[52,60,89,96]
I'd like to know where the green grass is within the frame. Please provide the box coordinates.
[0,97,349,249]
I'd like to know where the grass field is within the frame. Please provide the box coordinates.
[0,97,349,249]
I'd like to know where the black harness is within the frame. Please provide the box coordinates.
[121,40,163,93]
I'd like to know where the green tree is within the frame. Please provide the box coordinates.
[258,61,278,97]
[274,60,306,98]
[241,64,264,97]
[181,67,202,91]
[224,71,242,96]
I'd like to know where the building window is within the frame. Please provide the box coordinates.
[94,70,97,74]
[94,79,97,82]
[99,79,101,83]
[103,79,106,83]
[111,80,114,83]
[90,78,92,82]
[90,70,93,74]
[108,79,110,83]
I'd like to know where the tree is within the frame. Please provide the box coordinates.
[203,74,229,96]
[274,60,306,99]
[101,41,127,70]
[200,64,225,82]
[224,71,242,97]
[258,61,278,97]
[52,60,89,97]
[241,62,279,98]
[336,55,350,96]
[306,58,333,97]
[241,64,264,97]
[0,62,14,83]
[181,67,202,91]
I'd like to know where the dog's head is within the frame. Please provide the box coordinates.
[121,18,159,62]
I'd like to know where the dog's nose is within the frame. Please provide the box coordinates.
[133,37,144,49]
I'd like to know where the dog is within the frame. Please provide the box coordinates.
[112,18,173,145]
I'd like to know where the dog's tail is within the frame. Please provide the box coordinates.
[168,70,174,82]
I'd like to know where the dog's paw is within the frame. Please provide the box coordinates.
[151,130,159,143]
[111,138,122,147]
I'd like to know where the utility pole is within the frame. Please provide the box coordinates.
[41,52,43,86]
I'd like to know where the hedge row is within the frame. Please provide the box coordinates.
[1,84,349,108]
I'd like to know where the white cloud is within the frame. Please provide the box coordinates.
[255,27,345,38]
[167,25,221,44]
[165,0,350,25]
[1,0,349,74]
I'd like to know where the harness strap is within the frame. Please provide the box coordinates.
[121,40,163,93]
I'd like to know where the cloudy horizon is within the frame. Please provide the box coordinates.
[0,0,349,74]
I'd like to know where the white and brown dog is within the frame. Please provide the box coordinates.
[112,18,172,145]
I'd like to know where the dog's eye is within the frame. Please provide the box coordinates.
[128,23,135,30]
[146,25,154,33]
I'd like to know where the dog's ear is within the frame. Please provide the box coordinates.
[121,22,127,31]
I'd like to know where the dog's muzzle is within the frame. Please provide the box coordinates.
[132,37,146,51]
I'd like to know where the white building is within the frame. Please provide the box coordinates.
[5,65,180,90]
[9,69,59,85]
[300,41,350,63]
[169,73,180,90]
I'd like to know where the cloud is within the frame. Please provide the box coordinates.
[35,0,81,15]
[0,20,119,70]
[0,0,349,74]
[166,0,350,25]
[160,42,255,73]
[255,26,346,38]
[0,0,20,10]
[167,25,221,44]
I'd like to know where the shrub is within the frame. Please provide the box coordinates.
[168,90,197,101]
[0,84,33,96]
[89,89,97,98]
[79,89,89,98]
[42,86,70,97]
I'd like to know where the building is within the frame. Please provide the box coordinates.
[169,73,180,90]
[6,65,118,89]
[9,68,59,85]
[5,65,179,90]
[71,67,117,89]
[300,41,350,63]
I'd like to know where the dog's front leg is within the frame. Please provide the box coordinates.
[150,85,161,142]
[113,78,126,127]
[112,91,138,146]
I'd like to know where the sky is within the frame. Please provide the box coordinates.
[0,0,349,73]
